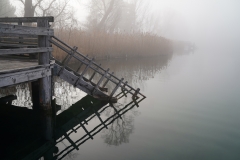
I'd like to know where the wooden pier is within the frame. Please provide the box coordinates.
[0,17,145,101]
[0,16,146,159]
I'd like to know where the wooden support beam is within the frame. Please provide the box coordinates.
[117,89,133,100]
[54,63,111,99]
[87,64,101,82]
[58,46,78,76]
[0,23,54,36]
[0,47,52,55]
[0,37,38,43]
[109,78,124,98]
[74,58,94,86]
[91,68,109,94]
[120,81,128,97]
[0,66,52,88]
[102,72,114,88]
[37,18,53,142]
[0,34,37,38]
[0,16,54,22]
[76,55,88,73]
[0,43,37,48]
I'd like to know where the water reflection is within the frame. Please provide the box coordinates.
[0,90,145,159]
[0,83,32,108]
[0,54,173,108]
[0,54,176,159]
[94,55,173,90]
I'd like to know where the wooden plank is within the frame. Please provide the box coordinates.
[0,37,38,43]
[116,81,128,97]
[37,18,52,122]
[0,67,52,87]
[0,42,37,48]
[0,61,54,76]
[54,63,111,99]
[0,23,54,36]
[58,46,78,75]
[0,34,37,38]
[88,64,101,82]
[0,47,52,55]
[92,68,109,94]
[76,55,88,73]
[0,16,54,22]
[74,58,94,86]
[109,78,124,98]
[102,72,114,88]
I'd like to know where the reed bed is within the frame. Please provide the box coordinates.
[53,28,173,61]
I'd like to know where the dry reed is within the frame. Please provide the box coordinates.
[53,28,173,61]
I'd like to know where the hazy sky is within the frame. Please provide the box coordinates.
[72,0,240,46]
[10,0,240,48]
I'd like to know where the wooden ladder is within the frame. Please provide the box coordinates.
[49,36,146,102]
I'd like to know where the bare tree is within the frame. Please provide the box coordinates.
[18,0,76,28]
[86,0,151,33]
[86,0,124,32]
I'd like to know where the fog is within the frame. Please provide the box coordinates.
[9,0,240,50]
[148,0,240,49]
[67,0,240,48]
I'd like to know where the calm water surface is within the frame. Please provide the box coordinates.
[75,48,240,160]
[1,48,240,160]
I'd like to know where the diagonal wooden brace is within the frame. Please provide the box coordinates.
[91,68,110,94]
[74,58,94,86]
[88,64,101,82]
[58,46,78,76]
[102,72,114,88]
[109,78,124,98]
[76,55,88,73]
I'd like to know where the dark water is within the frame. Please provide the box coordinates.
[1,48,240,160]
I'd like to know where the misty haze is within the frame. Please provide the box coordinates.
[0,0,240,159]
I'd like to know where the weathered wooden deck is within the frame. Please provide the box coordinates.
[0,57,37,72]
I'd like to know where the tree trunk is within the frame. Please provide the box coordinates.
[24,0,34,17]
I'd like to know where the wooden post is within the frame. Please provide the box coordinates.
[37,19,53,144]
[109,78,124,98]
[58,46,78,76]
[102,72,114,88]
[91,68,109,94]
[88,64,101,82]
[74,58,94,86]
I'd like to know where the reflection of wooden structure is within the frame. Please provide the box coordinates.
[54,96,145,160]
[0,94,145,160]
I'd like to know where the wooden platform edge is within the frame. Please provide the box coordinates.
[0,64,53,88]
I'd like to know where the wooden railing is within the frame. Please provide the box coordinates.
[0,17,53,49]
[50,35,146,99]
